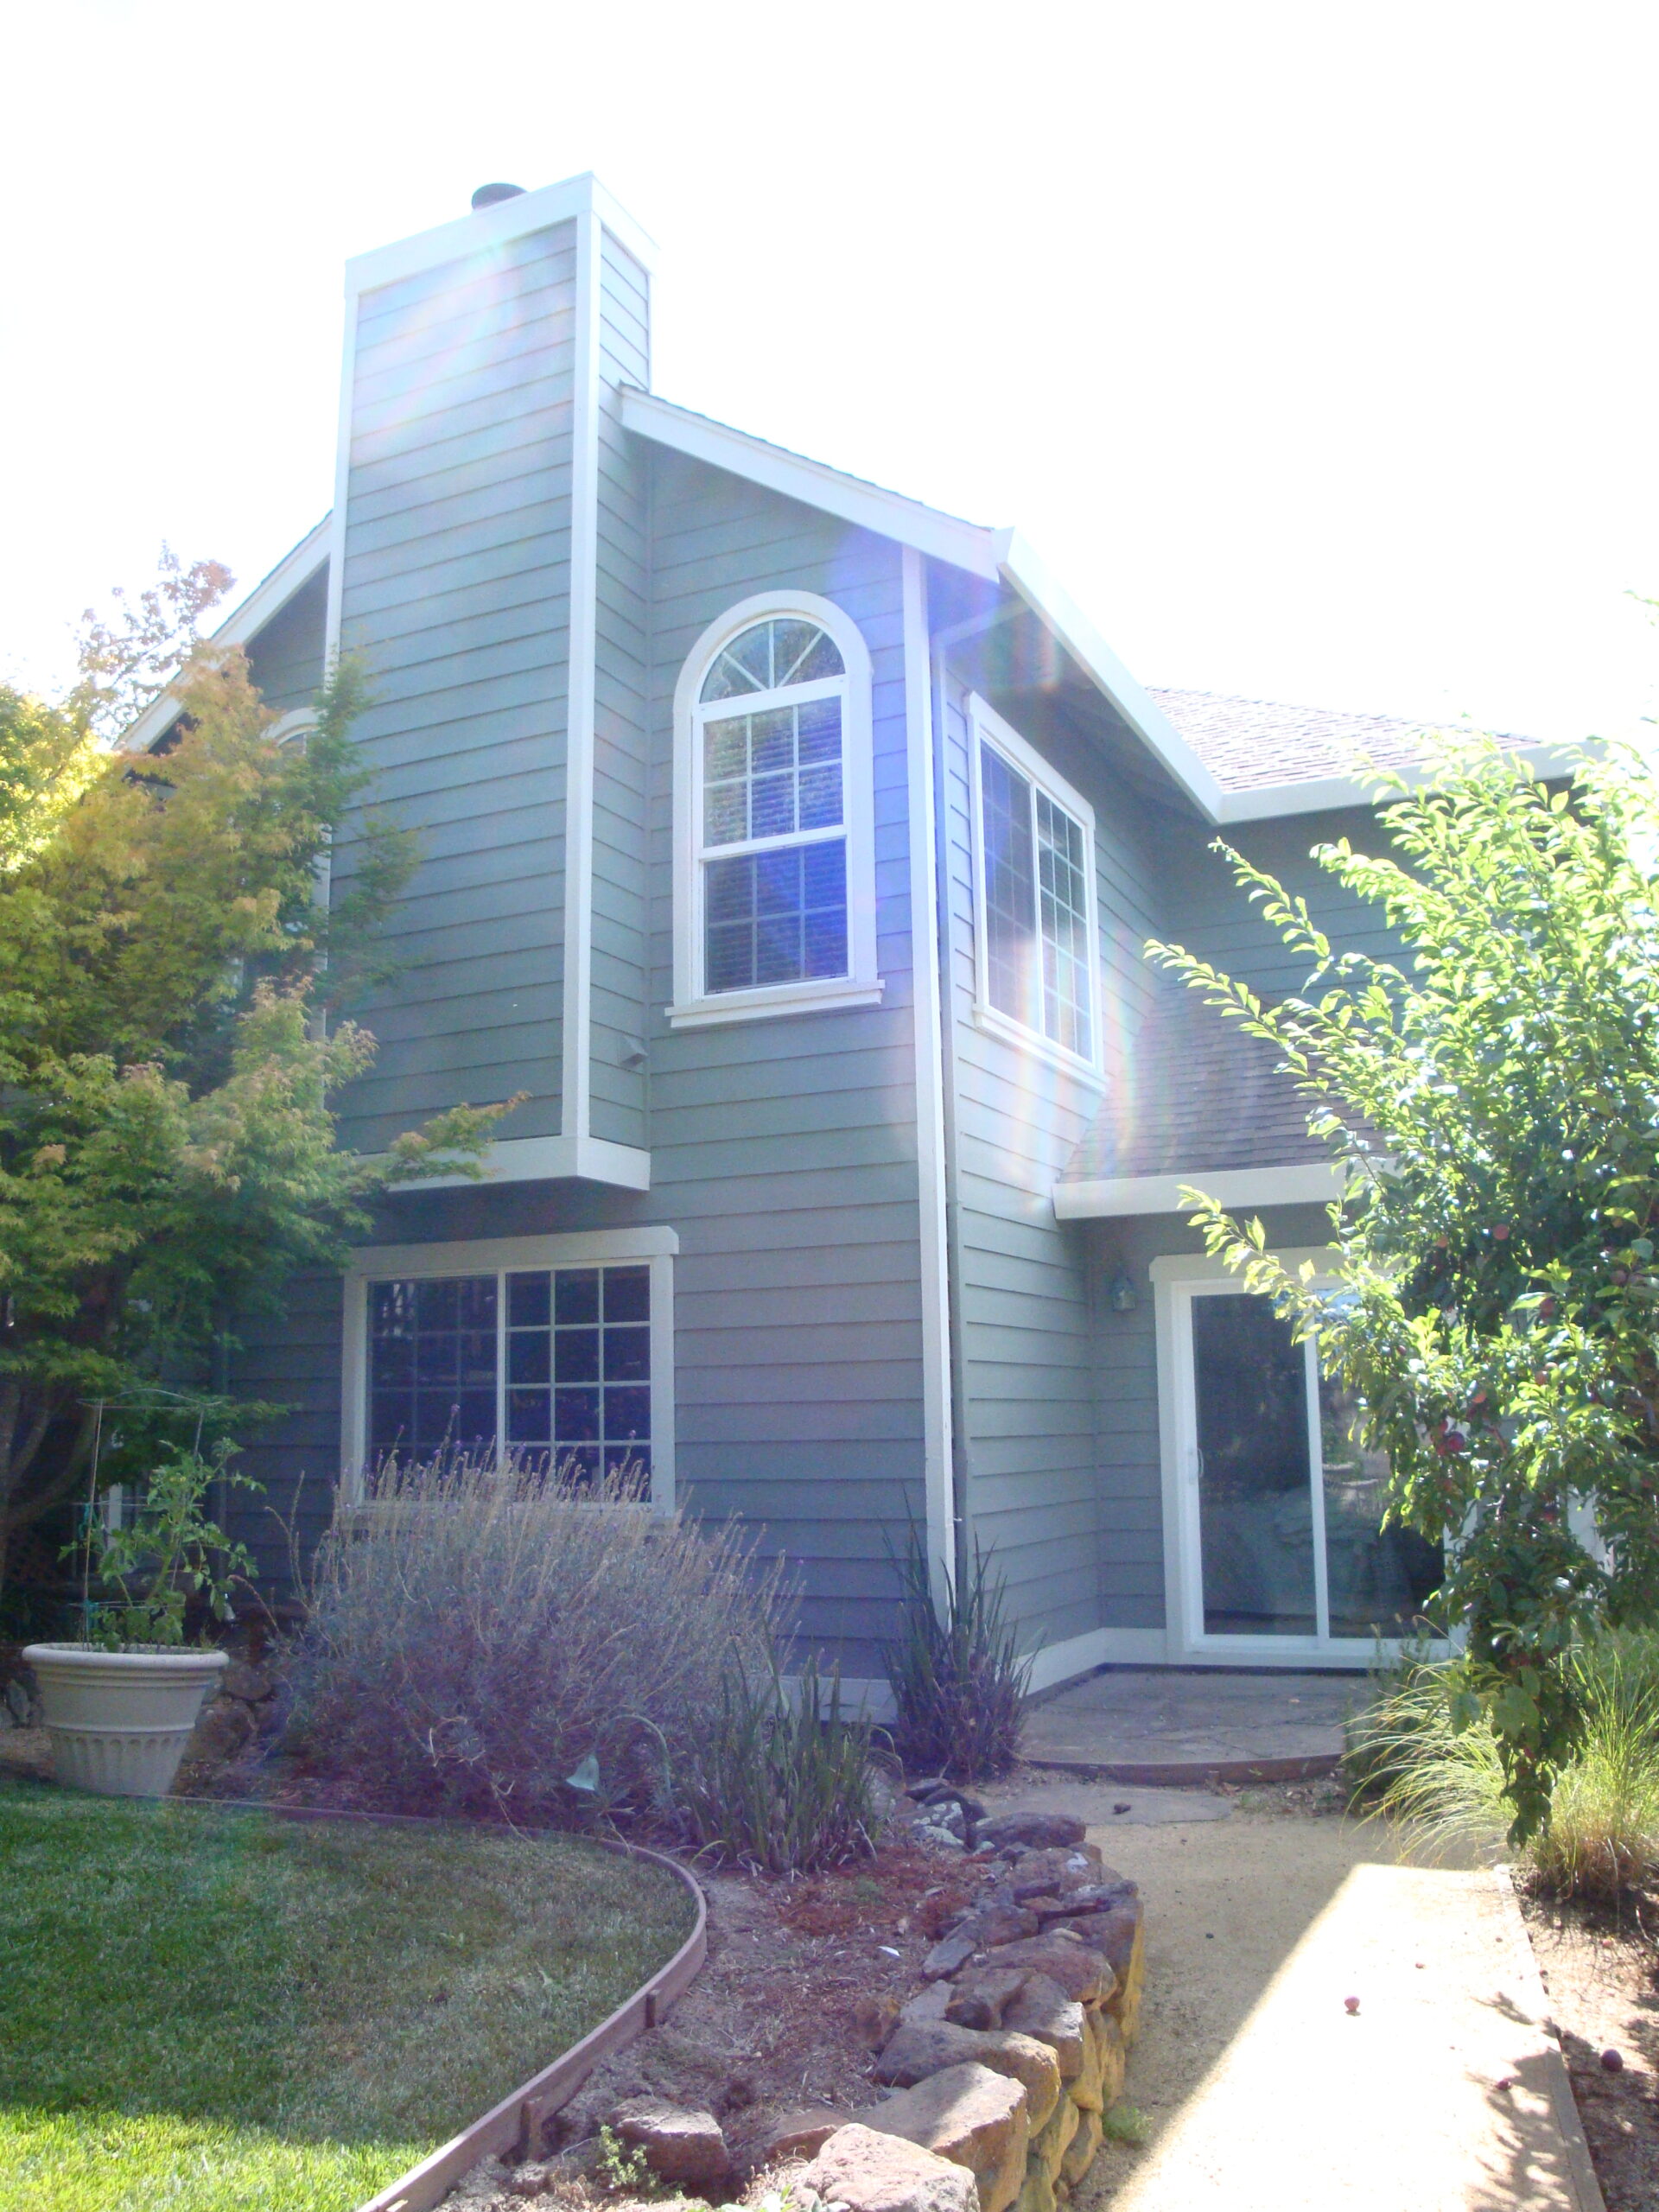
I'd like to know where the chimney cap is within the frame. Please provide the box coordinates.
[471,181,526,211]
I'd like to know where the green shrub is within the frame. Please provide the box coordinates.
[672,1649,888,1872]
[882,1524,1029,1781]
[1348,1632,1659,1899]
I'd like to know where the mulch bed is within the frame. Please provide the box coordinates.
[542,1843,1000,2172]
[1520,1885,1659,2212]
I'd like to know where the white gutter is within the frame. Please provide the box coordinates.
[1054,1160,1349,1220]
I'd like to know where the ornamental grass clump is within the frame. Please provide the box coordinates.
[1348,1631,1659,1901]
[292,1452,784,1824]
[671,1649,889,1872]
[882,1524,1030,1781]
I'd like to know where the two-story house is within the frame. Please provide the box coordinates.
[130,174,1557,1702]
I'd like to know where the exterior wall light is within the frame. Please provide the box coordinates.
[1108,1269,1139,1314]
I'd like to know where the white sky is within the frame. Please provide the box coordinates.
[3,0,1656,744]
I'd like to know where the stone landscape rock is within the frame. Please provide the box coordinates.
[808,2123,982,2212]
[1007,1847,1104,1900]
[610,2097,732,2190]
[1012,2164,1055,2212]
[762,2107,851,2160]
[219,1658,276,1703]
[976,1811,1086,1852]
[1028,2090,1079,2181]
[862,2063,1029,2212]
[1067,2010,1125,2114]
[1056,1900,1144,2043]
[874,2023,1059,2130]
[1068,2016,1107,2114]
[505,2159,555,2197]
[912,1821,968,1853]
[922,1932,979,1980]
[949,1903,1039,1950]
[1059,2108,1103,2186]
[1027,1880,1135,1921]
[1088,2012,1128,2109]
[855,1992,905,2047]
[900,1982,954,2027]
[186,1696,254,1766]
[982,1933,1113,2008]
[944,1966,1029,2031]
[1000,1974,1084,2080]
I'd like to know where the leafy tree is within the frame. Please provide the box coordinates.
[0,564,502,1595]
[1149,739,1659,1840]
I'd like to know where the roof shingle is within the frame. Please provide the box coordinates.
[1147,687,1439,794]
[1061,988,1331,1184]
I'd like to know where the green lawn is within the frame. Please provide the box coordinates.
[0,1775,694,2212]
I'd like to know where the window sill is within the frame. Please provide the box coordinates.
[969,1001,1106,1087]
[666,976,886,1030]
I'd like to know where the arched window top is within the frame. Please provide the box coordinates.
[671,591,881,1026]
[699,617,844,702]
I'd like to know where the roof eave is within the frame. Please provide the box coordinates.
[118,516,332,755]
[994,531,1227,821]
[1215,741,1579,822]
[1053,1160,1348,1219]
[618,387,1003,582]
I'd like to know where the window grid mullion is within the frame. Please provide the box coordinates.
[494,1268,507,1474]
[697,822,847,862]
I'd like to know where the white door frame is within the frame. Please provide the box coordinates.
[1152,1247,1440,1669]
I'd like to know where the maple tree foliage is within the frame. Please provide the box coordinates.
[0,558,502,1589]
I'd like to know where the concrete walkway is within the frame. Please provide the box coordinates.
[1025,1666,1367,1782]
[978,1778,1604,2212]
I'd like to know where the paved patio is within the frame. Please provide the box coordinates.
[1024,1666,1370,1782]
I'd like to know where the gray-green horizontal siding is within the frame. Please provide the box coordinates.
[245,565,327,715]
[333,218,577,1153]
[644,451,925,1673]
[938,659,1174,1651]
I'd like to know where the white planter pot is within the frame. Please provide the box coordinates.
[22,1643,228,1797]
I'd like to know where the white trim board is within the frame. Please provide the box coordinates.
[667,588,880,1030]
[903,548,957,1607]
[339,1226,677,1507]
[345,172,658,300]
[1023,1627,1169,1694]
[1150,1242,1444,1667]
[388,1132,651,1192]
[562,207,602,1147]
[966,690,1106,1086]
[121,518,333,755]
[1054,1160,1348,1220]
[994,532,1224,821]
[620,387,1003,582]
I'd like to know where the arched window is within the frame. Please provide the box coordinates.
[670,592,881,1027]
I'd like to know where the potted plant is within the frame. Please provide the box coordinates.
[24,1445,261,1796]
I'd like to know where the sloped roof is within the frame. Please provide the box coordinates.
[1147,688,1440,795]
[1062,988,1330,1185]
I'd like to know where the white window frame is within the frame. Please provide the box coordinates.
[668,589,882,1030]
[968,693,1103,1081]
[340,1228,677,1510]
[1152,1246,1449,1667]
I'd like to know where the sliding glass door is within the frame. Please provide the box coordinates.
[1176,1283,1441,1655]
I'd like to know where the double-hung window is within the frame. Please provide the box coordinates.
[969,695,1100,1071]
[671,592,881,1027]
[343,1233,676,1503]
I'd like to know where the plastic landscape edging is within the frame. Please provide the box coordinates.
[186,1798,708,2212]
